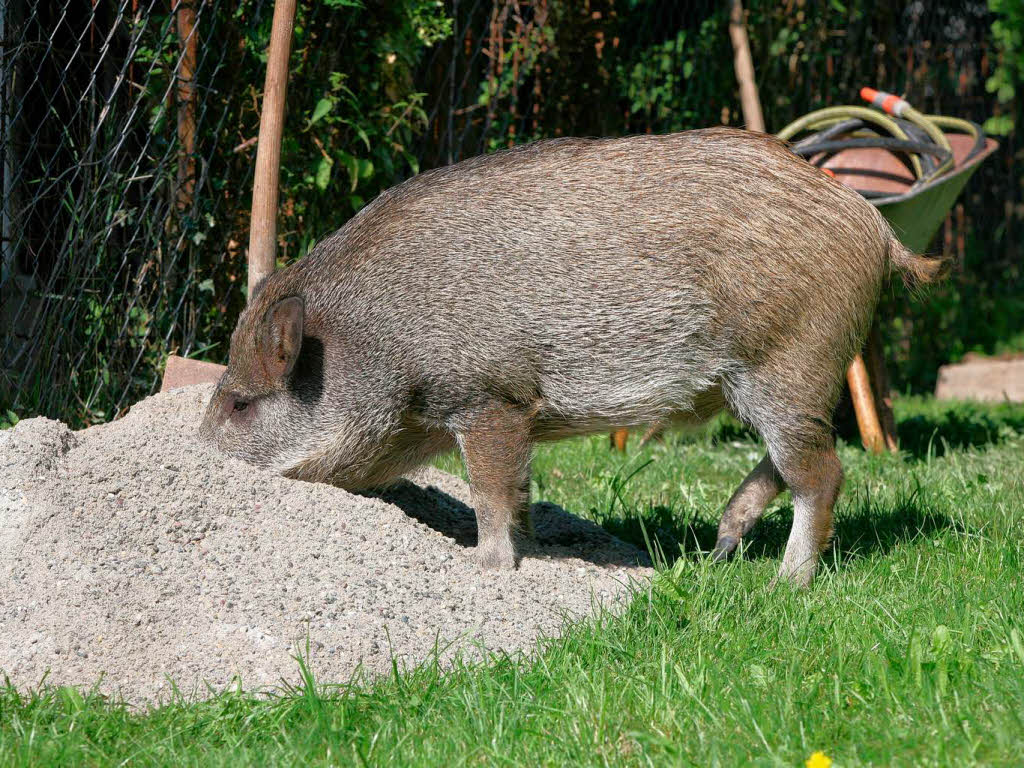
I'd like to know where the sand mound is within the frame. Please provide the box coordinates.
[0,386,649,703]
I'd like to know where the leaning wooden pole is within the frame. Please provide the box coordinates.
[729,0,765,132]
[247,0,297,300]
[865,320,899,452]
[846,354,886,454]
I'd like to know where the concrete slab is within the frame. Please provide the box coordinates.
[160,355,226,392]
[935,355,1024,402]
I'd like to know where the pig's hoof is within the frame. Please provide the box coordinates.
[711,535,738,562]
[475,542,517,571]
[771,563,816,590]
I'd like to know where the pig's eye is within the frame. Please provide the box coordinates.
[221,393,254,421]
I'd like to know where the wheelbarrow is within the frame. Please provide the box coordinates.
[611,88,998,453]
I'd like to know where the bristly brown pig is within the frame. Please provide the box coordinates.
[199,128,945,586]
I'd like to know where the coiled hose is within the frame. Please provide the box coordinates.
[776,88,986,199]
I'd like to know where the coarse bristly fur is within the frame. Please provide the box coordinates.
[199,128,948,586]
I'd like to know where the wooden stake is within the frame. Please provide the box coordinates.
[611,428,629,453]
[865,321,898,452]
[728,0,765,132]
[247,0,296,300]
[173,0,197,218]
[847,353,886,454]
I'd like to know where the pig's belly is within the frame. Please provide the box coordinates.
[524,299,728,421]
[530,380,727,441]
[528,342,729,434]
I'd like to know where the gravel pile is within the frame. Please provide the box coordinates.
[0,385,649,703]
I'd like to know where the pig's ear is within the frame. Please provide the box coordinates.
[259,296,304,382]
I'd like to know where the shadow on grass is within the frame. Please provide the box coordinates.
[597,490,969,566]
[369,480,651,568]
[896,399,1024,459]
[700,396,1024,460]
[596,505,718,564]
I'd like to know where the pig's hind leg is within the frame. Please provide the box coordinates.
[712,454,785,561]
[726,377,843,587]
[457,401,534,570]
[768,435,842,587]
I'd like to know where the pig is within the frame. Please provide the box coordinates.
[199,128,945,586]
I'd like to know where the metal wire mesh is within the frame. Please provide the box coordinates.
[1,0,1019,426]
[0,0,275,424]
[414,0,733,165]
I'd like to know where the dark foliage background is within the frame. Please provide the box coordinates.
[1,0,1020,426]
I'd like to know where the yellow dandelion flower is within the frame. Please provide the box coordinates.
[806,751,832,768]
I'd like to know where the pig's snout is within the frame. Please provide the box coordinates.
[198,392,233,444]
[197,405,219,445]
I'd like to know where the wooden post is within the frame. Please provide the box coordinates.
[0,0,12,287]
[610,428,629,453]
[247,0,297,300]
[847,353,886,454]
[173,0,197,218]
[728,0,765,132]
[865,321,898,452]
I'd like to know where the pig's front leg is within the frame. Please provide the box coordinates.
[457,401,534,570]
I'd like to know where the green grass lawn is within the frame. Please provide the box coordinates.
[3,398,1023,766]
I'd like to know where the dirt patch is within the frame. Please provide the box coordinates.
[0,386,650,704]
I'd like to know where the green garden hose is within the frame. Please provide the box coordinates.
[777,88,985,197]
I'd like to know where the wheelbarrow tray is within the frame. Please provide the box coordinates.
[821,134,999,252]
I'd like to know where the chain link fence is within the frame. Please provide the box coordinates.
[0,0,277,424]
[2,0,1020,426]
